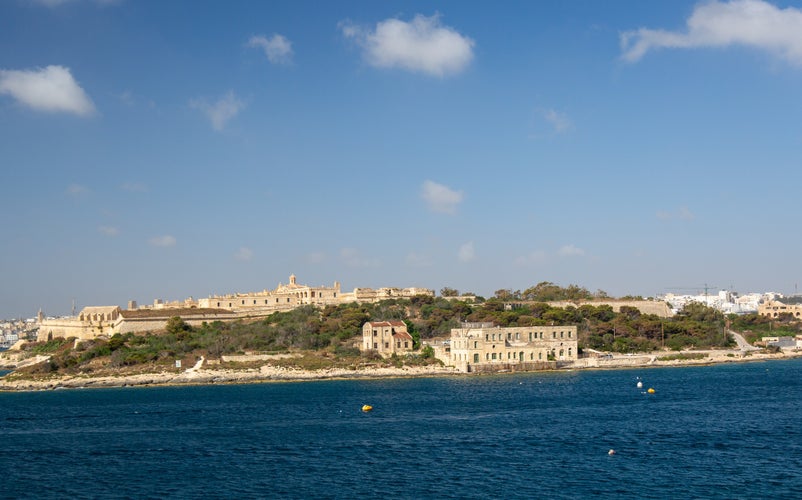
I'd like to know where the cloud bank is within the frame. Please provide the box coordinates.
[0,65,95,116]
[421,180,464,214]
[247,34,294,64]
[621,0,802,65]
[341,13,474,77]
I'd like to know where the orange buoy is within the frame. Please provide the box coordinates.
[361,405,373,412]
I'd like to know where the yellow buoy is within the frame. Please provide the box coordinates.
[647,388,655,394]
[361,405,373,412]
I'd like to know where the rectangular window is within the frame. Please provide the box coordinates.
[384,343,389,348]
[492,353,497,360]
[373,330,377,336]
[373,343,377,349]
[404,342,408,348]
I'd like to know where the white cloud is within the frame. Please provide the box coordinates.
[246,34,294,64]
[149,235,176,247]
[0,65,95,116]
[234,247,253,261]
[544,109,572,134]
[421,180,464,214]
[98,226,119,236]
[621,0,802,65]
[190,91,244,131]
[66,183,89,197]
[657,206,695,221]
[457,242,475,263]
[341,13,474,77]
[340,248,380,268]
[558,244,585,257]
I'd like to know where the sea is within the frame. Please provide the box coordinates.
[1,359,801,499]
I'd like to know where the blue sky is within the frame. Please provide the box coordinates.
[2,0,802,318]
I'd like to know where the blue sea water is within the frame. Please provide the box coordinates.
[1,360,801,499]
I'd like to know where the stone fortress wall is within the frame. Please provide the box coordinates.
[37,275,434,342]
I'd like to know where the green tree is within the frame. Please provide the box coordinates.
[440,287,459,297]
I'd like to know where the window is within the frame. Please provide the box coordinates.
[560,331,564,338]
[265,300,268,304]
[516,332,520,340]
[538,352,542,360]
[373,343,377,349]
[474,341,478,349]
[373,330,377,336]
[253,300,256,305]
[568,331,572,338]
[492,353,497,360]
[552,332,556,339]
[486,334,489,341]
[474,353,479,363]
[396,341,401,348]
[404,342,409,348]
[385,343,389,348]
[529,332,532,341]
[241,300,245,305]
[540,332,543,339]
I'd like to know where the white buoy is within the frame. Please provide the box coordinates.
[608,449,616,456]
[637,381,643,389]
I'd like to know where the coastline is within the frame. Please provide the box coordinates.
[1,348,801,392]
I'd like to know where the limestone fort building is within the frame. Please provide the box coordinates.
[444,323,578,373]
[37,275,433,341]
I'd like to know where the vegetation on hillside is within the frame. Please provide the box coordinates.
[13,284,777,377]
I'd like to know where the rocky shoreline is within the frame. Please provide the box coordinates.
[1,348,801,392]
